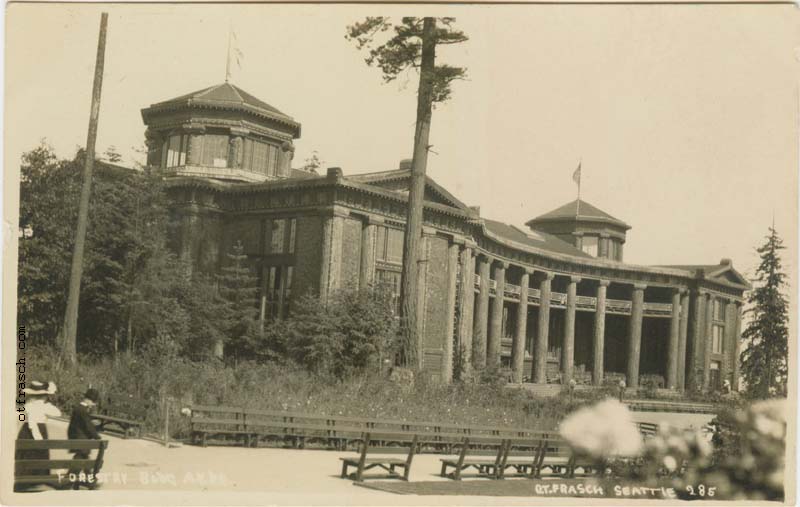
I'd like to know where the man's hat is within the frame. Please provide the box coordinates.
[23,380,57,396]
[84,388,100,403]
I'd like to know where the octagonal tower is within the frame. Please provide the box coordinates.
[141,82,301,182]
[526,199,630,261]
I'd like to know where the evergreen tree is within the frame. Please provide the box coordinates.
[18,144,195,357]
[215,241,260,363]
[346,17,468,369]
[740,227,789,398]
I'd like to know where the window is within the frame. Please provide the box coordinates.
[288,219,296,254]
[386,229,403,263]
[711,324,724,354]
[608,240,619,260]
[268,218,297,255]
[242,138,280,176]
[271,219,286,253]
[200,134,229,168]
[376,226,405,264]
[251,140,269,175]
[713,299,726,321]
[376,268,401,315]
[581,236,598,257]
[165,134,188,167]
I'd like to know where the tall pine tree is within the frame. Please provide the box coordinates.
[740,227,789,398]
[346,17,468,369]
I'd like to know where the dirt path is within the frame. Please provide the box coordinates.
[9,412,716,504]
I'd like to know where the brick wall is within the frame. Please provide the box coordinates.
[293,214,323,297]
[339,217,363,290]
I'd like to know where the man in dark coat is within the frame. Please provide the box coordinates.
[67,388,102,489]
[67,388,100,441]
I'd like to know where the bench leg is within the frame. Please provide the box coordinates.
[341,461,349,479]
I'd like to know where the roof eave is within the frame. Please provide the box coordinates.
[526,215,632,231]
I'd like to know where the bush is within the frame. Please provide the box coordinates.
[283,285,399,380]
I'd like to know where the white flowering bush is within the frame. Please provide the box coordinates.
[617,398,786,501]
[560,399,643,458]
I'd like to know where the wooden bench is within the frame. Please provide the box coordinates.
[637,422,659,438]
[440,436,509,480]
[15,439,108,491]
[189,405,250,447]
[339,432,418,482]
[93,394,150,438]
[536,435,597,478]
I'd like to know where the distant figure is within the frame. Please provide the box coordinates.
[67,388,102,489]
[15,381,61,488]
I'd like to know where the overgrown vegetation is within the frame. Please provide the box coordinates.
[27,342,628,439]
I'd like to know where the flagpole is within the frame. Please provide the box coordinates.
[576,158,582,218]
[225,25,232,82]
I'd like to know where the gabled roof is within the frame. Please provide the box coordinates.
[659,260,751,290]
[142,82,301,136]
[483,219,592,258]
[527,199,630,230]
[348,170,472,213]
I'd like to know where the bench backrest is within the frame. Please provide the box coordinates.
[188,404,558,447]
[15,439,108,478]
[102,394,152,420]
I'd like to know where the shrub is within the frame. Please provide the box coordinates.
[283,285,399,380]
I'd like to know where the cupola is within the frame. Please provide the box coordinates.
[141,82,301,182]
[526,199,631,261]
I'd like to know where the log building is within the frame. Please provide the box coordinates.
[141,82,750,392]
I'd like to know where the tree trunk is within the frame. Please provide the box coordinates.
[399,17,436,370]
[60,13,108,367]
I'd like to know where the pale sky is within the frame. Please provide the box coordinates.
[5,3,799,280]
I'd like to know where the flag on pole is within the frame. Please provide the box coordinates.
[225,27,244,82]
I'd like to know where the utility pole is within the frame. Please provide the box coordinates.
[61,12,108,367]
[399,17,436,370]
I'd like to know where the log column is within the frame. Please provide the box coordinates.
[562,276,580,382]
[627,283,646,388]
[677,289,690,391]
[687,289,706,392]
[535,272,554,384]
[473,255,491,370]
[666,288,682,390]
[488,261,507,366]
[703,293,715,389]
[512,268,532,383]
[319,210,345,301]
[598,234,610,258]
[732,301,743,392]
[358,217,380,289]
[456,245,475,377]
[593,280,609,385]
[442,241,460,383]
